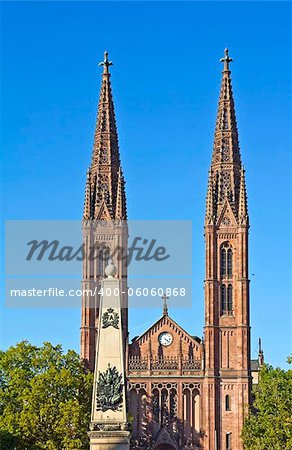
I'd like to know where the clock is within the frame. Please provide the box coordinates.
[158,332,173,347]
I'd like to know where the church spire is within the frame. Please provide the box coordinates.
[208,48,243,221]
[83,51,127,220]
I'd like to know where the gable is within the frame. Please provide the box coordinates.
[216,198,238,228]
[129,314,202,360]
[95,200,113,220]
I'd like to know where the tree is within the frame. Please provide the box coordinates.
[242,359,292,450]
[0,341,93,449]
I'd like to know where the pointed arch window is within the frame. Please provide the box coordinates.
[221,248,227,277]
[227,249,233,277]
[220,243,233,279]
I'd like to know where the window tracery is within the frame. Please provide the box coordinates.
[220,243,233,278]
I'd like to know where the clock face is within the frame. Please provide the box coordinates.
[159,332,173,347]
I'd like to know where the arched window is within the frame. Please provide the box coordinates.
[227,285,233,313]
[221,247,227,277]
[227,249,233,277]
[220,243,233,279]
[225,395,231,411]
[221,285,227,314]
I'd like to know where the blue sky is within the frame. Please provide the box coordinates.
[0,1,291,368]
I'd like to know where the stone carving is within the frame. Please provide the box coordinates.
[90,422,130,431]
[182,357,201,370]
[128,356,201,372]
[128,355,148,370]
[152,356,178,370]
[96,364,123,411]
[102,308,119,329]
[222,216,231,226]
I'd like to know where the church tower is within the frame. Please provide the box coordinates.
[81,52,128,372]
[202,49,251,450]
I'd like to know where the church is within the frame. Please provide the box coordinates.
[80,49,262,450]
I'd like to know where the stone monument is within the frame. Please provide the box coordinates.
[88,261,130,449]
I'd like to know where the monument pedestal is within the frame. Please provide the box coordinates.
[88,430,130,450]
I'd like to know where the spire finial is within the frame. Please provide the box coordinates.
[220,48,233,72]
[99,50,113,74]
[162,293,169,316]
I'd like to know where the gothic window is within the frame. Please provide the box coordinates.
[221,285,227,314]
[225,395,231,411]
[220,243,233,279]
[227,285,233,313]
[221,248,227,277]
[227,249,233,277]
[226,432,232,450]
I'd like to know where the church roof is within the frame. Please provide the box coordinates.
[250,359,260,371]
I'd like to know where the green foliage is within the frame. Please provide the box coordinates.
[0,341,93,449]
[242,358,292,450]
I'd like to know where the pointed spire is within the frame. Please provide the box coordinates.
[83,51,127,221]
[212,48,241,169]
[239,166,249,224]
[207,49,243,221]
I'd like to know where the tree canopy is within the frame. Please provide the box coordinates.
[242,359,292,450]
[0,341,93,449]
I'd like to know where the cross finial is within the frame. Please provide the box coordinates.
[99,50,113,74]
[258,337,264,366]
[220,48,233,72]
[162,293,169,316]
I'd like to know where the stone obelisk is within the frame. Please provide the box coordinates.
[88,261,130,449]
